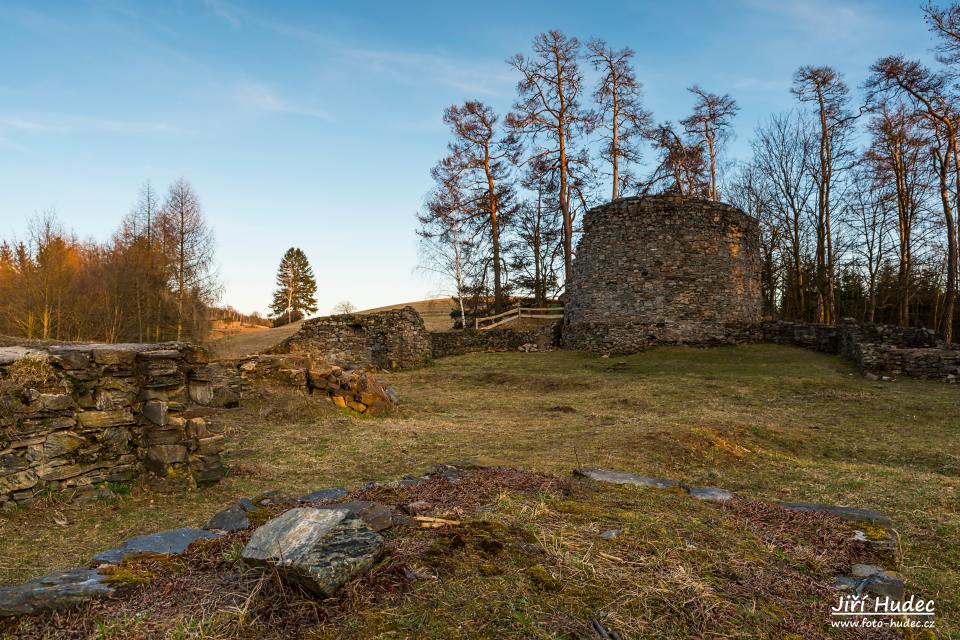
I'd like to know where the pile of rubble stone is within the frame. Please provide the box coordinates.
[237,355,399,416]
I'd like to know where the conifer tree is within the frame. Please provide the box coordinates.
[269,247,318,325]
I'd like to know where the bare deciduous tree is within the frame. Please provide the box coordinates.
[507,30,592,289]
[587,39,652,200]
[868,56,958,343]
[161,179,219,341]
[646,123,709,196]
[441,101,518,311]
[793,65,854,324]
[681,86,739,200]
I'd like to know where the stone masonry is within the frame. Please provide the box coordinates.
[0,342,233,507]
[269,306,432,371]
[563,195,762,352]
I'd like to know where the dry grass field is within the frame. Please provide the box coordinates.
[1,344,957,638]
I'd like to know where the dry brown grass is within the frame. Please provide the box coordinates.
[0,344,957,637]
[0,356,58,395]
[1,469,900,639]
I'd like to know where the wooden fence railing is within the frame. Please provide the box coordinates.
[474,306,564,331]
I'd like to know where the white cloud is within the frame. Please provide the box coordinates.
[0,114,177,134]
[342,46,515,97]
[233,81,334,121]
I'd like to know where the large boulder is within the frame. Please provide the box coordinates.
[241,507,383,597]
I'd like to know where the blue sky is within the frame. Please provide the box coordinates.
[0,0,939,315]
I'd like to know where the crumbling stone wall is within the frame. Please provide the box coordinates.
[760,319,959,381]
[269,306,432,370]
[0,342,231,507]
[430,325,559,358]
[563,195,762,352]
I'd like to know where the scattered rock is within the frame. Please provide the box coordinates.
[92,528,221,565]
[600,529,621,540]
[403,500,432,515]
[319,501,396,532]
[241,507,384,597]
[0,568,113,617]
[254,490,294,507]
[298,487,349,503]
[71,485,116,505]
[238,497,256,512]
[203,505,250,532]
[778,502,893,526]
[574,467,678,490]
[429,463,464,484]
[851,528,898,552]
[688,486,735,502]
[833,568,905,600]
[851,563,886,578]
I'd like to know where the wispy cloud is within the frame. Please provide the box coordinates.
[739,0,883,40]
[264,21,513,97]
[343,46,515,96]
[234,81,334,121]
[0,114,177,134]
[202,0,242,29]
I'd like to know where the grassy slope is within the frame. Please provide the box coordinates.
[0,344,957,636]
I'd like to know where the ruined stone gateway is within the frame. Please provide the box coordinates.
[563,195,762,352]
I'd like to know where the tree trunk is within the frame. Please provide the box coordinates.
[484,143,503,312]
[935,145,957,344]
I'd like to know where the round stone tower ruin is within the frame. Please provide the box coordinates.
[563,194,762,353]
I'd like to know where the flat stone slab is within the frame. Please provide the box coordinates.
[688,486,735,502]
[0,346,47,366]
[241,507,383,597]
[203,505,250,532]
[298,487,349,503]
[0,568,113,617]
[833,570,905,600]
[574,467,678,489]
[92,527,221,565]
[778,502,893,526]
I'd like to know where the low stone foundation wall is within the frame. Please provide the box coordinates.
[0,343,232,507]
[269,306,432,371]
[855,344,960,380]
[760,319,957,381]
[560,316,958,382]
[431,324,559,358]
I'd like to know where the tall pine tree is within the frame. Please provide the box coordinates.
[269,247,318,326]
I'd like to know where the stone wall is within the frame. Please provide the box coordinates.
[0,342,232,507]
[760,319,958,381]
[269,306,432,371]
[564,195,762,352]
[430,324,559,358]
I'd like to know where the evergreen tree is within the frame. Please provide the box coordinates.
[269,247,318,326]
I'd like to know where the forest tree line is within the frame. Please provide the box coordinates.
[0,179,218,343]
[418,4,960,343]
